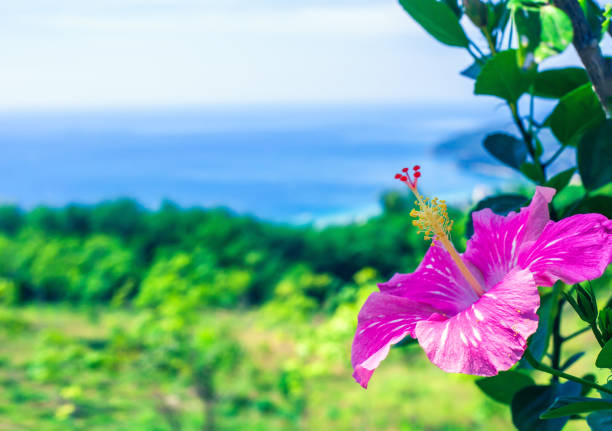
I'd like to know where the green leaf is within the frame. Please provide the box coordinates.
[511,382,582,431]
[534,6,574,62]
[520,161,545,184]
[522,284,560,366]
[573,196,612,219]
[465,194,528,238]
[546,84,606,146]
[534,68,589,99]
[595,338,612,368]
[476,371,535,404]
[541,397,612,419]
[578,120,612,190]
[588,384,612,431]
[483,133,528,169]
[399,0,469,47]
[588,410,612,431]
[544,168,575,192]
[475,50,535,103]
[514,8,541,67]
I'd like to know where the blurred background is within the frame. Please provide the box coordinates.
[0,1,599,430]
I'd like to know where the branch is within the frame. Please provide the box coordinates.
[553,0,612,113]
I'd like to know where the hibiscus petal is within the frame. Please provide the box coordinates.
[351,292,439,388]
[378,242,481,315]
[518,214,612,286]
[465,187,556,288]
[414,268,539,376]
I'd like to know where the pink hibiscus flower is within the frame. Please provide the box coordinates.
[351,168,612,389]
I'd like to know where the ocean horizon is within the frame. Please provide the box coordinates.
[0,102,536,224]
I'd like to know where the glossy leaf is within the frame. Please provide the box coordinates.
[465,194,528,238]
[541,397,612,419]
[475,50,534,103]
[544,168,575,192]
[483,133,528,169]
[399,0,469,47]
[522,284,560,367]
[476,371,535,404]
[578,120,612,190]
[534,68,589,99]
[520,161,545,184]
[595,339,612,368]
[511,382,581,431]
[534,6,573,62]
[546,84,606,146]
[572,196,612,219]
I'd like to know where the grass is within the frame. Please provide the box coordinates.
[0,305,602,430]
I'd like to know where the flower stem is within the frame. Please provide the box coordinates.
[523,350,612,395]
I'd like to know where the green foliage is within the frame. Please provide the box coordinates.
[399,0,470,47]
[511,383,581,431]
[476,371,535,404]
[475,50,534,103]
[535,6,573,62]
[483,133,528,170]
[596,339,612,368]
[578,120,612,191]
[546,84,606,146]
[533,68,589,99]
[540,397,612,419]
[544,168,575,193]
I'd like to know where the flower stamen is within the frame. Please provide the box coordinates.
[395,167,485,297]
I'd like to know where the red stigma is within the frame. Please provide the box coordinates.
[402,167,409,173]
[413,165,420,171]
[414,171,421,178]
[394,173,402,179]
[401,176,408,182]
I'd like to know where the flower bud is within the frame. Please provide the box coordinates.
[598,307,612,343]
[575,285,598,324]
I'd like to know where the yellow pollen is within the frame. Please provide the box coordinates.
[407,182,485,297]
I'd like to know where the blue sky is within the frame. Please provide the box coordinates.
[0,0,482,109]
[1,0,608,109]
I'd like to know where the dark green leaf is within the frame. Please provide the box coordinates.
[534,6,574,62]
[541,397,612,419]
[443,0,462,17]
[560,351,584,371]
[544,168,575,192]
[534,68,589,99]
[547,84,606,146]
[520,161,545,184]
[522,284,560,367]
[475,50,535,103]
[399,0,469,47]
[476,371,535,404]
[514,8,542,67]
[587,383,612,430]
[595,338,612,368]
[465,194,528,238]
[573,196,612,219]
[578,120,612,190]
[483,133,528,169]
[588,410,612,431]
[582,374,596,396]
[511,382,581,431]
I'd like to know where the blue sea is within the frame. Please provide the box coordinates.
[0,103,548,224]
